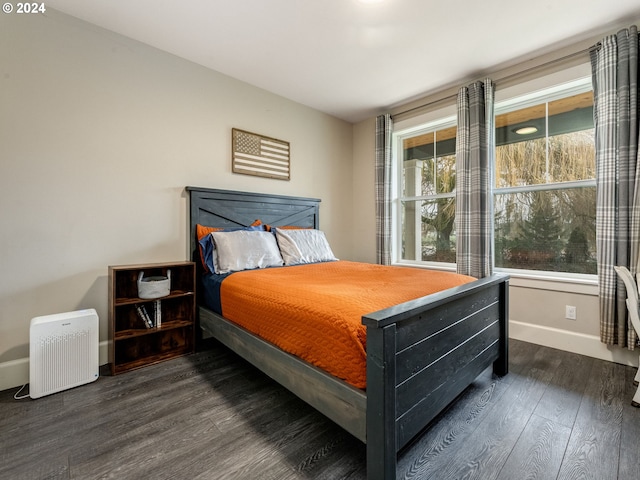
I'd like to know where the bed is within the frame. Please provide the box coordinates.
[187,186,509,480]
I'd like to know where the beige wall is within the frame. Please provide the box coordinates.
[0,10,353,389]
[351,118,377,262]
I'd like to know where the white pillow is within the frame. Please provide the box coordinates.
[275,229,338,266]
[210,230,284,274]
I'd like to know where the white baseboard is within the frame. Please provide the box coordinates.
[0,340,110,394]
[510,320,639,367]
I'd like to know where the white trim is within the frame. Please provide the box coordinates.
[392,260,599,295]
[393,114,457,139]
[510,320,639,367]
[495,76,593,114]
[508,275,598,295]
[0,340,110,393]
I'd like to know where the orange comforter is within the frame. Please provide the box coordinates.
[220,261,475,389]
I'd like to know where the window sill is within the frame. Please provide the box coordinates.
[392,261,598,295]
[504,270,598,295]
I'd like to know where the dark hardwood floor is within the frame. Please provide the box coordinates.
[1,339,639,480]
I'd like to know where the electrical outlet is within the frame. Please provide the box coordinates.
[565,305,577,320]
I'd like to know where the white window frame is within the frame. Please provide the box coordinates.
[493,76,596,282]
[390,75,597,284]
[392,115,457,269]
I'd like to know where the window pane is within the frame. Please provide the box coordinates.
[548,130,595,182]
[402,127,456,197]
[401,198,456,262]
[495,91,594,187]
[495,136,548,187]
[494,187,596,274]
[495,101,547,187]
[548,92,595,182]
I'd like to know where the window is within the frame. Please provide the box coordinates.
[393,78,596,276]
[494,85,596,274]
[395,120,457,264]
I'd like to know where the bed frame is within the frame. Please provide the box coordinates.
[187,186,509,480]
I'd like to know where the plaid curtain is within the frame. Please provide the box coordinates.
[591,26,640,349]
[455,79,495,278]
[375,114,393,265]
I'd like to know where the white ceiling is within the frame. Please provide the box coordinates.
[47,0,640,123]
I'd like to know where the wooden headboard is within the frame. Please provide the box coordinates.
[186,187,321,263]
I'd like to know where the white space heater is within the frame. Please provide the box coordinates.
[29,308,99,399]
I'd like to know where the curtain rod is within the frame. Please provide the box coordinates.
[393,45,595,120]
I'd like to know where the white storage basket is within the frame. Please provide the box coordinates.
[137,270,171,299]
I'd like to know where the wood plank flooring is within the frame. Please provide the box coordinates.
[1,339,638,480]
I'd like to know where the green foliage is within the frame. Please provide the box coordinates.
[565,227,589,263]
[515,192,563,257]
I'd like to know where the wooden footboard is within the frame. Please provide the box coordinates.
[364,273,509,480]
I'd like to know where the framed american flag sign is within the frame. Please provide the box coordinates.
[232,128,291,180]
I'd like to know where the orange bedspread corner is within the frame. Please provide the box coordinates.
[220,261,475,389]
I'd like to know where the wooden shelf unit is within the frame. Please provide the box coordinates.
[108,261,196,375]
